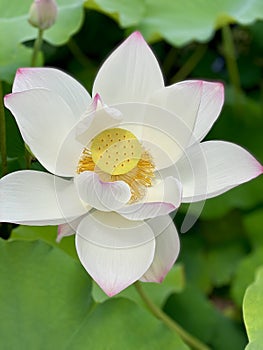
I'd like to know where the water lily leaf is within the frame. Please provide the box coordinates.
[0,239,93,349]
[243,266,263,349]
[138,0,263,46]
[92,263,185,307]
[67,297,190,350]
[11,224,77,258]
[85,0,145,26]
[231,248,263,307]
[85,0,263,46]
[0,239,189,350]
[0,0,84,82]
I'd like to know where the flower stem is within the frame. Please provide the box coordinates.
[171,44,207,83]
[31,28,44,67]
[134,281,210,350]
[221,25,242,94]
[0,81,7,176]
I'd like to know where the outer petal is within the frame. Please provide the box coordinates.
[118,177,182,220]
[175,141,263,202]
[141,215,180,283]
[4,88,78,176]
[13,67,91,118]
[75,211,155,296]
[150,80,203,142]
[75,172,131,211]
[191,81,224,143]
[92,31,164,104]
[0,171,86,225]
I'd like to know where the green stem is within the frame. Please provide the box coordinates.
[31,28,44,67]
[221,25,241,94]
[134,282,210,350]
[0,81,7,176]
[171,44,207,83]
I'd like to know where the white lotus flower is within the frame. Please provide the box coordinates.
[1,32,262,296]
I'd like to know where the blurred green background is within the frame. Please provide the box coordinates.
[0,1,263,349]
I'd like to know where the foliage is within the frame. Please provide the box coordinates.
[0,0,263,348]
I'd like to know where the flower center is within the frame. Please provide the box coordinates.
[77,127,155,202]
[90,128,142,175]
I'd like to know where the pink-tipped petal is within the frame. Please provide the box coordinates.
[75,172,131,211]
[150,80,204,144]
[75,211,155,296]
[4,88,80,176]
[0,171,86,225]
[191,81,224,143]
[175,141,263,202]
[118,177,182,220]
[140,215,180,283]
[92,32,164,104]
[13,67,91,118]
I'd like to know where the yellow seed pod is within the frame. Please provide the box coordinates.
[91,128,142,175]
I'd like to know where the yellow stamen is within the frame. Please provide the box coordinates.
[77,128,155,202]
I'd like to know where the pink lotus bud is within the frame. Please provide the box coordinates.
[28,0,58,30]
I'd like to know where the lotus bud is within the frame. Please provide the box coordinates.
[28,0,58,30]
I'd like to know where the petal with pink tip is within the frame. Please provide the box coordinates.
[75,172,131,211]
[75,211,155,296]
[13,67,91,118]
[150,80,203,142]
[175,141,263,202]
[92,31,164,104]
[191,81,224,143]
[118,177,182,220]
[140,215,180,283]
[4,88,81,176]
[0,171,86,225]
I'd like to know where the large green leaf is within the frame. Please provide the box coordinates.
[0,239,93,349]
[231,248,263,307]
[138,0,263,45]
[11,224,77,258]
[243,266,263,349]
[85,0,145,26]
[67,297,190,350]
[0,0,84,82]
[0,239,190,349]
[86,0,263,46]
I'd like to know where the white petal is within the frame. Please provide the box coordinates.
[57,215,86,243]
[75,211,155,296]
[175,141,263,202]
[150,80,204,143]
[191,81,224,143]
[92,32,164,104]
[4,88,79,176]
[141,215,180,283]
[118,177,182,220]
[0,171,86,225]
[13,67,91,117]
[75,171,131,211]
[115,102,200,169]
